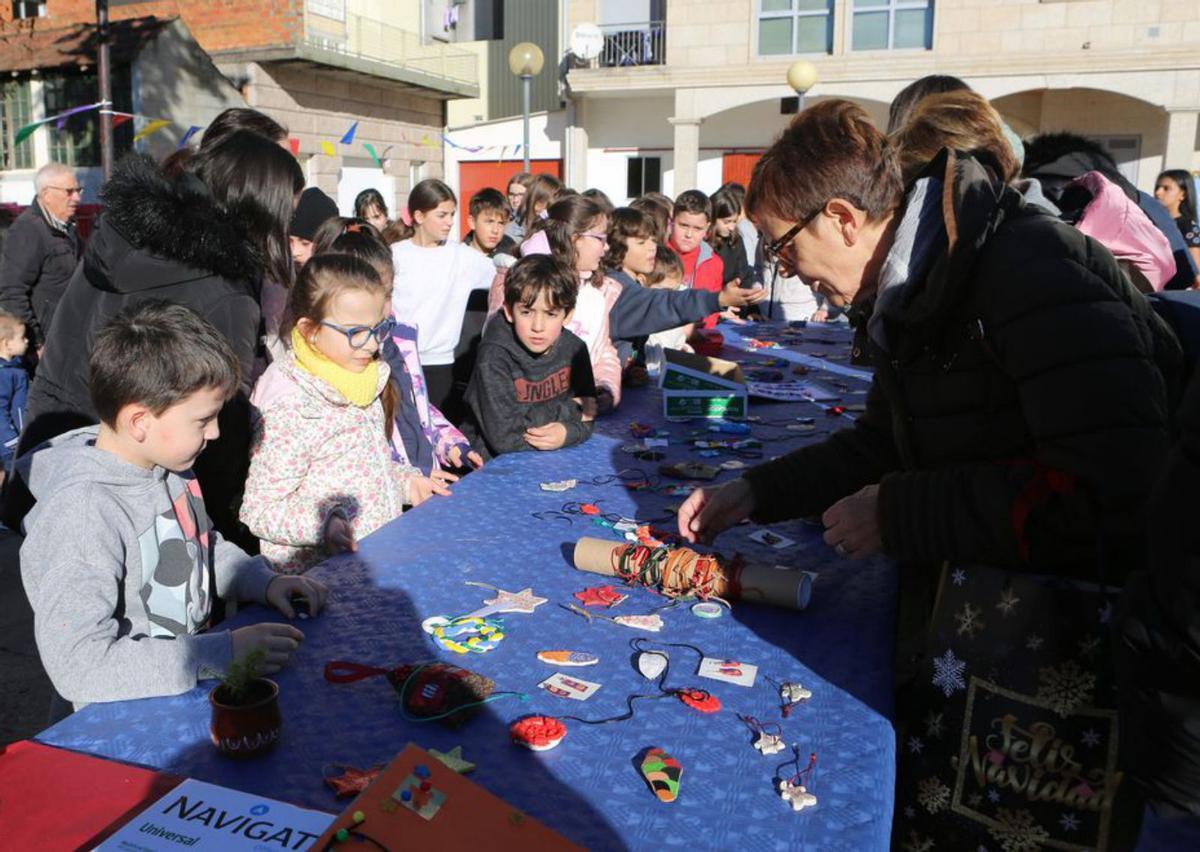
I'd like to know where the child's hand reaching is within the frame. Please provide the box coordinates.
[231,623,304,674]
[409,474,453,506]
[525,422,568,450]
[266,574,329,619]
[447,445,484,469]
[325,514,357,554]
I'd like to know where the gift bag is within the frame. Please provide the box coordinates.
[893,564,1140,852]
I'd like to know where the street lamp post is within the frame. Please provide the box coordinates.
[786,59,819,112]
[508,42,545,173]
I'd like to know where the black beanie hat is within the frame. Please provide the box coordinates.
[290,187,339,240]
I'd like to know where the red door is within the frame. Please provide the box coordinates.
[722,152,763,190]
[458,159,562,239]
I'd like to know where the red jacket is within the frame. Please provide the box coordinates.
[670,239,724,329]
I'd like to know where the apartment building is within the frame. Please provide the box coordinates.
[0,1,479,214]
[445,0,1199,204]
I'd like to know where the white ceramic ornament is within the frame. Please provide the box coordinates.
[637,651,669,680]
[778,779,818,812]
[754,732,785,755]
[780,682,813,704]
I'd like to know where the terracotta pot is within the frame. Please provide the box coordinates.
[209,677,281,758]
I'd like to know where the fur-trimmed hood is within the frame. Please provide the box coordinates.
[89,153,264,292]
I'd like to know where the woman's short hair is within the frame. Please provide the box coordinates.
[746,99,902,225]
[887,74,970,134]
[891,90,1020,185]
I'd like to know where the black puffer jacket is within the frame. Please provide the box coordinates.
[1116,368,1200,815]
[18,154,264,549]
[745,151,1180,580]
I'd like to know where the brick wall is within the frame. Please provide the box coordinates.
[0,1,304,54]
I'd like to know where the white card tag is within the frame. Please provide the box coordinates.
[698,657,758,687]
[539,672,601,700]
[749,529,796,549]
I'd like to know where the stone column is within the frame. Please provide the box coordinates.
[668,116,703,193]
[1164,108,1199,172]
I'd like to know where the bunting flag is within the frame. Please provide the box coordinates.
[111,112,134,129]
[363,142,381,168]
[420,134,434,148]
[177,125,202,149]
[340,121,359,145]
[14,101,105,145]
[381,144,394,160]
[132,119,171,142]
[288,138,301,157]
[320,140,337,158]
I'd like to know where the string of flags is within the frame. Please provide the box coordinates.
[13,103,528,167]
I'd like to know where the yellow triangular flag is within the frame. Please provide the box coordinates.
[132,119,171,142]
[321,140,337,157]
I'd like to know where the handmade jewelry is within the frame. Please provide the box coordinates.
[740,715,786,755]
[777,747,818,812]
[421,616,505,655]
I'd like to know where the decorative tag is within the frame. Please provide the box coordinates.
[393,771,447,820]
[641,748,683,803]
[537,650,599,667]
[636,650,669,680]
[540,479,577,492]
[698,657,758,687]
[613,614,664,632]
[749,529,796,549]
[539,672,601,701]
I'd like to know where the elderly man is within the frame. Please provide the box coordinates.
[0,163,81,353]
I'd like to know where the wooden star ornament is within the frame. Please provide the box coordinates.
[324,765,382,798]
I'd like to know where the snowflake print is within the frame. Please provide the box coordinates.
[1078,634,1101,656]
[901,830,935,852]
[988,808,1051,852]
[996,586,1020,616]
[1035,660,1097,717]
[904,805,916,819]
[932,648,967,697]
[917,777,951,814]
[987,788,1001,803]
[1081,728,1101,748]
[1098,601,1113,624]
[1059,812,1081,832]
[951,568,967,586]
[955,602,985,638]
[924,711,945,738]
[968,792,983,807]
[1025,634,1044,651]
[907,736,924,754]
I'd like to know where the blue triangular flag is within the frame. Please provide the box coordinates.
[340,121,359,145]
[178,125,202,149]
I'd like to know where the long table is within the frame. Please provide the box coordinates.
[35,322,898,850]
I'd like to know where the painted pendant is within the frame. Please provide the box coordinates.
[537,650,599,667]
[613,614,664,632]
[640,748,682,803]
[636,650,669,680]
[778,779,818,812]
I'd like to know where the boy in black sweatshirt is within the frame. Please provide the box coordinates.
[462,254,595,460]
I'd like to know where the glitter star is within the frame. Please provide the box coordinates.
[466,586,548,618]
[951,568,967,586]
[324,765,382,798]
[573,585,627,608]
[1060,812,1081,832]
[428,745,475,774]
[987,788,1001,803]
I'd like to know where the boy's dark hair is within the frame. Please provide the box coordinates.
[581,187,614,214]
[647,246,684,286]
[469,187,511,221]
[90,301,239,426]
[503,254,579,314]
[673,189,712,221]
[0,308,23,342]
[603,207,657,270]
[630,194,671,242]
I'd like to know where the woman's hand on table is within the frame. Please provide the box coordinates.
[677,478,757,545]
[266,574,329,619]
[231,622,305,674]
[821,484,882,559]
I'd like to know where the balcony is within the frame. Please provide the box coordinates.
[585,20,666,69]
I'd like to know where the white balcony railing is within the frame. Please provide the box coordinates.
[305,12,479,88]
[586,21,667,69]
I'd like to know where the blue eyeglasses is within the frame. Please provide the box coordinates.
[319,316,397,349]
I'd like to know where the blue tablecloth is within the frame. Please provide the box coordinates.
[37,326,897,850]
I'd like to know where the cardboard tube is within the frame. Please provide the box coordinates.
[572,537,810,611]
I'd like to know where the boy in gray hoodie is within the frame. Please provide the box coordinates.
[20,301,326,711]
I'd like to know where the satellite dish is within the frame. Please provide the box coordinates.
[570,23,604,61]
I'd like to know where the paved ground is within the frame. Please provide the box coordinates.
[0,529,53,747]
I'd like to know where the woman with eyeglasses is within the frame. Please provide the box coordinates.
[15,124,304,552]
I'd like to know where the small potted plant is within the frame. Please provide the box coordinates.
[209,649,282,758]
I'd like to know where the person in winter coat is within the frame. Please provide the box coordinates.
[242,255,430,574]
[14,132,304,550]
[679,98,1178,591]
[0,309,28,473]
[0,162,82,351]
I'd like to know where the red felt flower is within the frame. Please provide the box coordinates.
[677,689,721,714]
[511,715,567,749]
[574,585,627,608]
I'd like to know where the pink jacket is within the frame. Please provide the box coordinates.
[242,354,418,573]
[1072,171,1175,292]
[486,268,624,406]
[385,322,472,471]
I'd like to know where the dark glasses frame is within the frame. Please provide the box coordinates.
[319,316,397,350]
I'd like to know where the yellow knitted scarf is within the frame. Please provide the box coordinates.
[291,327,380,407]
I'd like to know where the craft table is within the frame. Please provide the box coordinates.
[36,323,897,851]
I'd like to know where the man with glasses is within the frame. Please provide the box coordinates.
[0,163,82,357]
